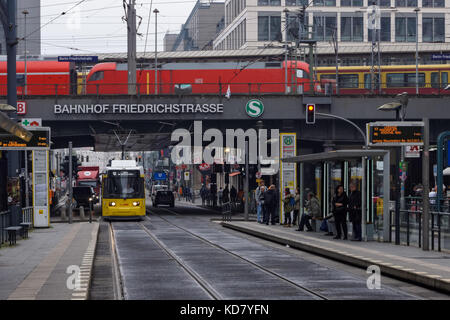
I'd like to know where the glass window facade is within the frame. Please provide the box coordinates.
[286,0,308,5]
[258,0,281,5]
[341,0,363,6]
[313,0,336,6]
[258,14,281,41]
[395,0,417,6]
[341,15,363,42]
[313,14,337,41]
[395,16,416,42]
[422,16,445,42]
[368,16,391,42]
[423,0,444,7]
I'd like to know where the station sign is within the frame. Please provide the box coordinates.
[0,127,50,150]
[57,56,98,63]
[17,101,26,115]
[20,118,42,127]
[431,53,450,61]
[367,122,424,146]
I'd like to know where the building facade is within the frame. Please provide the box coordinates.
[0,0,41,56]
[168,0,225,51]
[213,0,450,65]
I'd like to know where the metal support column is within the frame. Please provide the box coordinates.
[362,157,367,241]
[383,151,391,242]
[244,140,249,220]
[127,0,137,95]
[68,142,73,224]
[422,118,430,251]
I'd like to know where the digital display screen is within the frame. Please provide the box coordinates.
[0,130,50,150]
[368,123,424,146]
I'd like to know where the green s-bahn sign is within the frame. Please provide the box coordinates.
[245,99,264,118]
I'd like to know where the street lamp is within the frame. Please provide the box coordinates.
[377,93,408,245]
[414,7,420,95]
[22,10,29,95]
[153,8,159,95]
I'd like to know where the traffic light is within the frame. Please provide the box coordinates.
[306,104,316,124]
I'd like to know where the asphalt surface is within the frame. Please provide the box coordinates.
[91,204,436,300]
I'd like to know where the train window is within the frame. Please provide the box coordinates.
[405,73,425,87]
[320,74,336,80]
[386,73,425,87]
[431,72,440,88]
[441,72,448,88]
[364,74,380,89]
[338,74,359,88]
[89,71,104,82]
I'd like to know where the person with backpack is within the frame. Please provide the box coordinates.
[283,188,295,227]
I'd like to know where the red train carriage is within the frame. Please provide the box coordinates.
[85,60,315,95]
[0,61,77,96]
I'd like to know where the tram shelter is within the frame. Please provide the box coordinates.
[283,149,391,242]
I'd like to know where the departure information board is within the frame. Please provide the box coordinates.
[0,127,50,150]
[367,122,424,146]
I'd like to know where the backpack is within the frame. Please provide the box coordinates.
[289,196,295,207]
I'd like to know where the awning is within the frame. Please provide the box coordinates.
[229,171,241,177]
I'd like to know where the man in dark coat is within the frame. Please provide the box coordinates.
[332,185,349,240]
[263,185,278,225]
[348,182,362,241]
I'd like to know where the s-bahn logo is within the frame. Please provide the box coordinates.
[245,99,264,118]
[283,136,293,145]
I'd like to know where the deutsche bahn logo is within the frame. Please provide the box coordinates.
[245,99,264,118]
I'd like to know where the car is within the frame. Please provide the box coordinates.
[72,186,96,209]
[153,190,174,208]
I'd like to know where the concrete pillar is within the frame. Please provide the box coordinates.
[60,206,67,221]
[79,206,85,221]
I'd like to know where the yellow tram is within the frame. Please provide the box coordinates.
[101,160,146,219]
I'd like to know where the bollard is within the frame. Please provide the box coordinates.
[79,206,85,221]
[60,206,67,221]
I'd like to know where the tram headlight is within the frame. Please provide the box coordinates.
[132,201,140,206]
[109,202,116,207]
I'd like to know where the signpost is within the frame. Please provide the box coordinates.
[367,121,424,146]
[279,133,297,224]
[153,172,167,181]
[32,150,50,227]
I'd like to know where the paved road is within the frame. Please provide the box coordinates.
[100,204,440,300]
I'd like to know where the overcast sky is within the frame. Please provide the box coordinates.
[40,0,199,55]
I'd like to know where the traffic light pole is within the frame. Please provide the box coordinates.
[68,141,73,224]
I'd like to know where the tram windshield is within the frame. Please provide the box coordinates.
[104,170,144,199]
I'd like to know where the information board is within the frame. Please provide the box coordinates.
[0,127,50,150]
[32,150,50,227]
[367,122,424,146]
[279,133,297,223]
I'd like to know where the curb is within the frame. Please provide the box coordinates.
[221,222,450,294]
[70,222,100,300]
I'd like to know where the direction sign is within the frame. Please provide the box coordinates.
[0,127,50,150]
[367,122,424,146]
[57,56,98,63]
[153,172,167,180]
[17,101,26,115]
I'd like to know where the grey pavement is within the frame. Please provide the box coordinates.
[0,222,99,300]
[222,221,450,294]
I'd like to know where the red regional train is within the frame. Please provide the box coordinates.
[0,61,77,96]
[84,60,315,95]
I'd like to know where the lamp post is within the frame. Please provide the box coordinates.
[414,7,420,95]
[377,93,408,245]
[22,10,29,95]
[153,8,159,95]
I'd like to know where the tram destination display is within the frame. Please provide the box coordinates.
[367,122,424,146]
[0,127,50,150]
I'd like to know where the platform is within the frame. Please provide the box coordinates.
[221,221,450,294]
[0,222,99,300]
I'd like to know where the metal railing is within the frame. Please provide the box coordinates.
[0,210,12,246]
[22,207,33,226]
[3,81,450,97]
[389,197,450,251]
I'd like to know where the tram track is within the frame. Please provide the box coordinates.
[108,221,124,300]
[149,208,329,300]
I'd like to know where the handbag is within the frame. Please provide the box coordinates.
[319,219,328,232]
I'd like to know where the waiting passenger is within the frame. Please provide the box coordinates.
[332,185,349,240]
[298,192,321,231]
